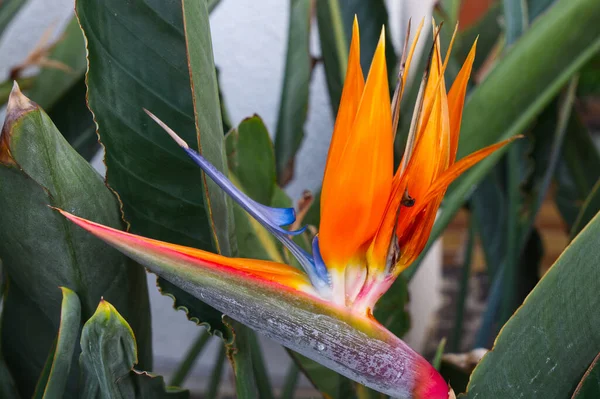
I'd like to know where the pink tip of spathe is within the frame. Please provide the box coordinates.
[412,358,450,399]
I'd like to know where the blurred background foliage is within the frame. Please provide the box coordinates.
[0,0,599,398]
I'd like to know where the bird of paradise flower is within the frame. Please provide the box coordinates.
[59,18,517,399]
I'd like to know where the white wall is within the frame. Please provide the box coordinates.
[0,0,440,393]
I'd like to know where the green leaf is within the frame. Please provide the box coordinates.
[225,116,285,263]
[76,0,229,338]
[182,0,235,258]
[80,299,188,398]
[571,178,600,239]
[463,212,600,398]
[340,0,397,84]
[572,352,600,399]
[274,0,312,185]
[316,0,347,114]
[32,288,81,399]
[0,85,151,397]
[226,116,277,205]
[0,0,26,36]
[406,0,600,280]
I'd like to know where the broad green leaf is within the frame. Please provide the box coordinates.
[406,0,600,280]
[225,116,283,263]
[0,86,151,397]
[274,0,312,185]
[182,0,235,258]
[226,116,277,205]
[76,0,229,338]
[572,352,600,399]
[316,0,347,114]
[570,178,600,239]
[80,299,188,399]
[463,211,600,398]
[340,0,397,84]
[32,288,81,399]
[0,0,26,36]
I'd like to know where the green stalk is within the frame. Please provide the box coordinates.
[279,363,300,399]
[432,338,447,371]
[170,329,211,386]
[500,147,521,325]
[249,333,274,399]
[205,343,227,399]
[450,219,475,352]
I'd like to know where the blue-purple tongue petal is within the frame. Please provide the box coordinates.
[144,109,331,295]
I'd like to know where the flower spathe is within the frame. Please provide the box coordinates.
[58,18,517,399]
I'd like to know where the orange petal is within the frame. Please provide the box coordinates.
[320,28,393,267]
[423,136,519,205]
[58,209,312,292]
[321,17,364,191]
[395,136,518,269]
[447,39,477,164]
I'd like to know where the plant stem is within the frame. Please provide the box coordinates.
[280,362,299,399]
[170,329,210,386]
[451,219,475,352]
[206,342,227,399]
[249,332,274,399]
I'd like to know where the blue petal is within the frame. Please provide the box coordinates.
[184,148,302,233]
[183,148,330,293]
[311,235,331,285]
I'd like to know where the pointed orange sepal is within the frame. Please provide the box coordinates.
[320,25,393,268]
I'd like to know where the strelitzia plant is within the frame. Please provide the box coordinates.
[58,19,515,398]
